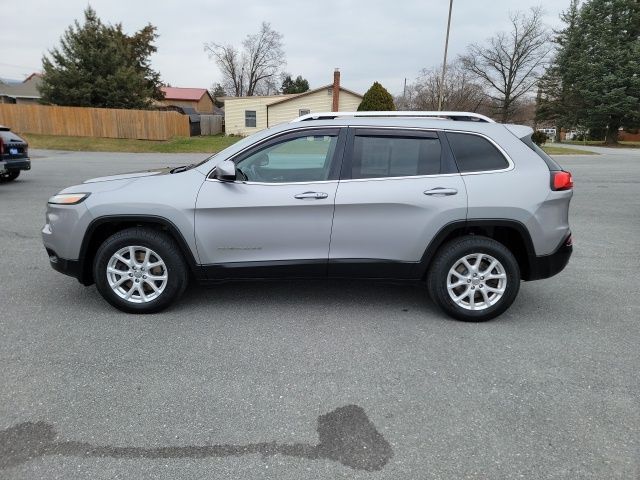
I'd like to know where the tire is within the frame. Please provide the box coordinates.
[427,236,520,322]
[0,170,20,182]
[93,227,189,313]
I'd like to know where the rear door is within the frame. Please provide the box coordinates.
[328,128,467,278]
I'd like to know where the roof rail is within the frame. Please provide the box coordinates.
[291,111,495,123]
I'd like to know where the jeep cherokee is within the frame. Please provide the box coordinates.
[42,112,573,321]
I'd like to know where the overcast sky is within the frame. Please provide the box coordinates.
[1,0,571,95]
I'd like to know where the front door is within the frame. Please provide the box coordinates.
[195,127,345,279]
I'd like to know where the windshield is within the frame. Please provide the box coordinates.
[192,135,260,169]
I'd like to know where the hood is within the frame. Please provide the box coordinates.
[83,167,172,184]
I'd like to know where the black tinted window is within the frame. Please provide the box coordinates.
[447,132,509,172]
[351,136,441,179]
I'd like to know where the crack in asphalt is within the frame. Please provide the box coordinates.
[0,405,393,472]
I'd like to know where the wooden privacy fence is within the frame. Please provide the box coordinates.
[0,104,190,140]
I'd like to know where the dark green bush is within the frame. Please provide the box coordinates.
[531,131,548,146]
[357,82,395,111]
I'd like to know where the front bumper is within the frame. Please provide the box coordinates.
[526,235,573,281]
[4,157,31,171]
[46,248,82,280]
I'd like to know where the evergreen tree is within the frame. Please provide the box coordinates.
[357,82,395,111]
[281,75,309,94]
[539,0,640,144]
[211,83,226,108]
[39,7,163,109]
[536,0,582,138]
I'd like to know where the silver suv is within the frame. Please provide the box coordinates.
[42,112,573,321]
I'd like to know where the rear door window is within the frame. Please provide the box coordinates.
[349,132,442,179]
[446,132,509,172]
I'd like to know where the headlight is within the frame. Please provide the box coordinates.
[48,193,90,205]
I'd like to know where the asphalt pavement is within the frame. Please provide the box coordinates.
[1,148,638,479]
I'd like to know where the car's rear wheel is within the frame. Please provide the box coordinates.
[0,171,20,182]
[93,227,188,313]
[427,236,520,322]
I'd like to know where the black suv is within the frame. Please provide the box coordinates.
[0,126,30,182]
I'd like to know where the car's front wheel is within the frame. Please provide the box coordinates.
[427,236,520,322]
[93,227,188,313]
[0,171,20,182]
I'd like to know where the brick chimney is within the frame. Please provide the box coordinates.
[332,68,340,112]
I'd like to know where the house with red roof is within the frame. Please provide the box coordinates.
[159,87,215,114]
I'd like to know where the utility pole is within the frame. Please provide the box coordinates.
[437,0,453,111]
[403,77,407,108]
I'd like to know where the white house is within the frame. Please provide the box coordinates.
[223,70,363,136]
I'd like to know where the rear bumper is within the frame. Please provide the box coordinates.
[3,157,31,171]
[526,235,573,281]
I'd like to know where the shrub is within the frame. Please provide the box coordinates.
[531,131,548,146]
[357,82,395,111]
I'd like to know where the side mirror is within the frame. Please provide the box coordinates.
[214,160,237,181]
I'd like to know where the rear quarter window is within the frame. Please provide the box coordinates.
[446,132,509,173]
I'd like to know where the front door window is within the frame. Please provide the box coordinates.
[236,134,338,183]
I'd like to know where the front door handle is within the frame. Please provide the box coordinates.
[424,187,458,196]
[294,191,329,200]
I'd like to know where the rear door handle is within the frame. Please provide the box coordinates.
[294,191,329,200]
[424,187,458,196]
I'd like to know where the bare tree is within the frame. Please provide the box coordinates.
[396,60,488,113]
[204,22,285,97]
[460,7,551,122]
[205,43,243,96]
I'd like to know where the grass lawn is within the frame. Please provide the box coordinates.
[23,134,242,154]
[23,133,599,156]
[562,140,640,148]
[542,145,597,155]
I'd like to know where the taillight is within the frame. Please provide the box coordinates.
[0,138,4,155]
[551,171,573,191]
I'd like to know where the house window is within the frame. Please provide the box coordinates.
[327,87,333,96]
[245,110,257,128]
[299,109,310,116]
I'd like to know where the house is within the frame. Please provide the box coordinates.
[223,69,363,136]
[159,87,215,114]
[0,73,42,105]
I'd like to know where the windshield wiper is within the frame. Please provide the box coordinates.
[170,164,194,174]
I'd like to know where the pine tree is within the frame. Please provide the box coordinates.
[536,0,582,137]
[281,75,310,94]
[357,82,395,111]
[39,7,163,109]
[211,83,226,108]
[540,0,640,144]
